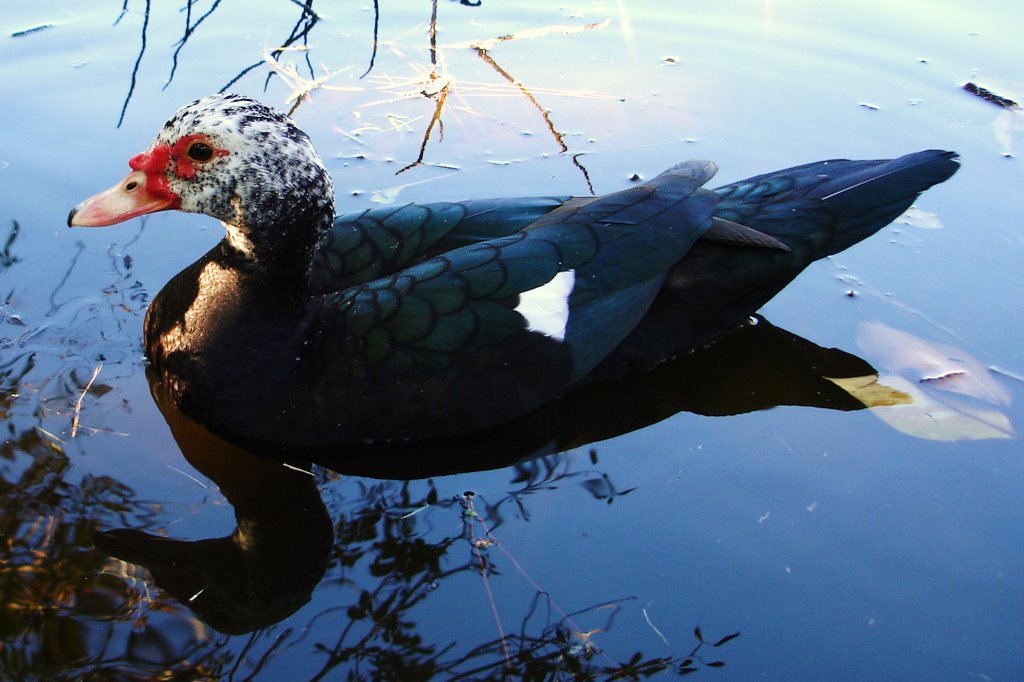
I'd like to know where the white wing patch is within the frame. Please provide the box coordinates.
[515,269,575,341]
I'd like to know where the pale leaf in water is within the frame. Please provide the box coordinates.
[992,107,1022,157]
[857,321,1011,407]
[370,185,405,205]
[850,322,1015,441]
[862,375,1014,441]
[897,206,944,230]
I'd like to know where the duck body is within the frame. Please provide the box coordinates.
[69,94,959,446]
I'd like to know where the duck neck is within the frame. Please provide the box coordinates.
[220,197,335,295]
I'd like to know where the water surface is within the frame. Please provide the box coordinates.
[1,1,1022,678]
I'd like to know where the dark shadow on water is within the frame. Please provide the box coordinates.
[293,315,873,480]
[83,316,870,677]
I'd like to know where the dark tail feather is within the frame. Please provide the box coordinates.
[594,150,960,374]
[814,150,960,207]
[713,149,960,257]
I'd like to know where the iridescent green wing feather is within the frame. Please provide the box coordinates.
[310,197,570,292]
[311,160,720,386]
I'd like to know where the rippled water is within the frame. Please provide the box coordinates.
[1,1,1022,679]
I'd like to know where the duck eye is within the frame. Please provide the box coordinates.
[187,141,215,162]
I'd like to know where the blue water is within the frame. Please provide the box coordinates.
[1,1,1022,678]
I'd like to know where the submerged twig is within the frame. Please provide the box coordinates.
[71,364,103,437]
[462,494,512,670]
[166,465,208,488]
[642,606,671,646]
[282,462,315,476]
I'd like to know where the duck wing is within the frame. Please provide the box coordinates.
[312,164,795,293]
[302,160,719,442]
[312,197,569,291]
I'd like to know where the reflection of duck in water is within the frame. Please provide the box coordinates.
[69,94,958,446]
[96,315,882,634]
[95,384,334,635]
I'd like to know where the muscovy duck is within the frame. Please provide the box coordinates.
[68,94,958,446]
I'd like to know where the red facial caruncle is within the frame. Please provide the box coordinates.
[68,134,228,228]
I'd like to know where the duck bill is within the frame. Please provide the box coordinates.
[68,170,179,227]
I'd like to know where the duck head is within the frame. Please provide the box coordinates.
[68,94,335,265]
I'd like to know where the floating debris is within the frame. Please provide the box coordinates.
[859,102,881,111]
[898,205,944,229]
[11,23,54,38]
[962,82,1018,109]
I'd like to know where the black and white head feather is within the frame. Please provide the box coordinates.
[147,94,335,261]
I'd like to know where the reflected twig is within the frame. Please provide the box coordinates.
[396,81,450,174]
[359,0,380,79]
[429,0,440,69]
[164,0,223,90]
[288,0,320,20]
[113,0,129,25]
[261,48,363,116]
[389,10,604,181]
[1,221,22,272]
[475,47,595,193]
[221,0,320,93]
[115,0,322,120]
[475,49,566,153]
[47,241,85,317]
[117,0,151,128]
[572,154,595,195]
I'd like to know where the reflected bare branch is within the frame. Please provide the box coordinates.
[222,0,320,93]
[47,241,85,316]
[164,0,224,90]
[430,0,440,69]
[116,0,150,128]
[116,0,322,124]
[359,0,381,79]
[475,48,566,153]
[0,221,21,272]
[397,81,451,174]
[475,47,595,192]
